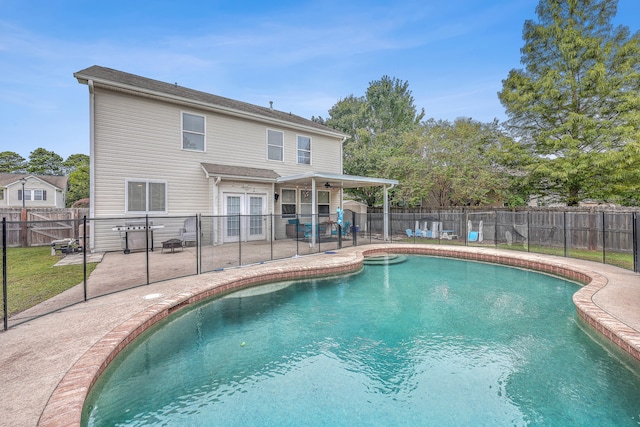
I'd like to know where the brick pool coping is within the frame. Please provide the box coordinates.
[38,245,640,426]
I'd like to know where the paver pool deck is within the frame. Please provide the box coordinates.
[1,244,639,426]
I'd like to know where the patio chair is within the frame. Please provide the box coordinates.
[406,229,414,238]
[180,217,197,246]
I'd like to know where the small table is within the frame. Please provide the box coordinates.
[162,238,183,253]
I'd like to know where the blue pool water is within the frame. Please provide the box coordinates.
[83,256,640,426]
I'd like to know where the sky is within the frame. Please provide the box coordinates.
[1,0,639,160]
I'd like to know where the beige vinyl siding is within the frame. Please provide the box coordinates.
[93,89,211,251]
[93,89,210,217]
[91,87,343,250]
[93,89,342,218]
[207,116,342,176]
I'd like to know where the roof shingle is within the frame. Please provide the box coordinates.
[74,66,343,136]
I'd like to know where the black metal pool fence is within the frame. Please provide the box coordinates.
[2,210,640,330]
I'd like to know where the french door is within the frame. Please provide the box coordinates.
[223,193,267,242]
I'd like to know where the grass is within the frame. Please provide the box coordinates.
[399,237,634,270]
[494,243,634,270]
[2,246,98,316]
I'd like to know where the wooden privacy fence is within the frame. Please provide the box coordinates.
[371,207,639,254]
[0,208,89,247]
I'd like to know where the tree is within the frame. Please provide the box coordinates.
[326,77,425,206]
[62,154,90,207]
[27,148,65,176]
[63,153,90,175]
[389,119,512,207]
[0,151,27,173]
[498,0,640,206]
[66,164,90,207]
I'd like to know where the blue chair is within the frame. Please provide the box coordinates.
[331,221,350,237]
[304,223,327,241]
[468,231,479,242]
[406,229,414,238]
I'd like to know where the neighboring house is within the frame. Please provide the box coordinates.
[74,66,397,251]
[0,173,68,208]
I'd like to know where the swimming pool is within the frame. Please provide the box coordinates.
[82,256,640,426]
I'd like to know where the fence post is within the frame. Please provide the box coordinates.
[270,214,274,261]
[196,214,201,275]
[83,216,87,302]
[602,211,606,264]
[238,214,242,266]
[296,214,299,257]
[634,213,639,273]
[145,215,150,285]
[352,211,357,246]
[563,211,567,258]
[3,217,7,331]
[21,208,27,248]
[527,211,530,252]
[464,212,468,246]
[494,210,497,248]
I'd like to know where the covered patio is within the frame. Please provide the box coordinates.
[276,171,398,246]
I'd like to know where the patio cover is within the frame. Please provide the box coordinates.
[201,163,280,182]
[277,172,398,244]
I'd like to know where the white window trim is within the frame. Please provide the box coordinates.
[181,111,206,152]
[266,128,284,162]
[125,179,168,214]
[296,134,312,165]
[280,188,297,217]
[318,190,330,217]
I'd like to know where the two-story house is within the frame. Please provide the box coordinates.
[0,173,68,208]
[74,66,396,251]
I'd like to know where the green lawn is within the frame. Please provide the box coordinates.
[494,243,634,270]
[2,246,98,316]
[400,237,634,271]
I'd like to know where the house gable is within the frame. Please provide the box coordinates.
[75,66,346,218]
[0,173,67,208]
[75,66,398,249]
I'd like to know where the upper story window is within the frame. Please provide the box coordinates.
[267,129,284,161]
[182,112,205,151]
[297,135,311,165]
[0,189,4,200]
[126,179,167,214]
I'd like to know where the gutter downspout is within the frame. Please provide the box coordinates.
[383,183,395,241]
[88,80,96,252]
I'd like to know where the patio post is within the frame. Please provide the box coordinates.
[383,185,389,241]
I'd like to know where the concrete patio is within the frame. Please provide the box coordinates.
[0,244,639,426]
